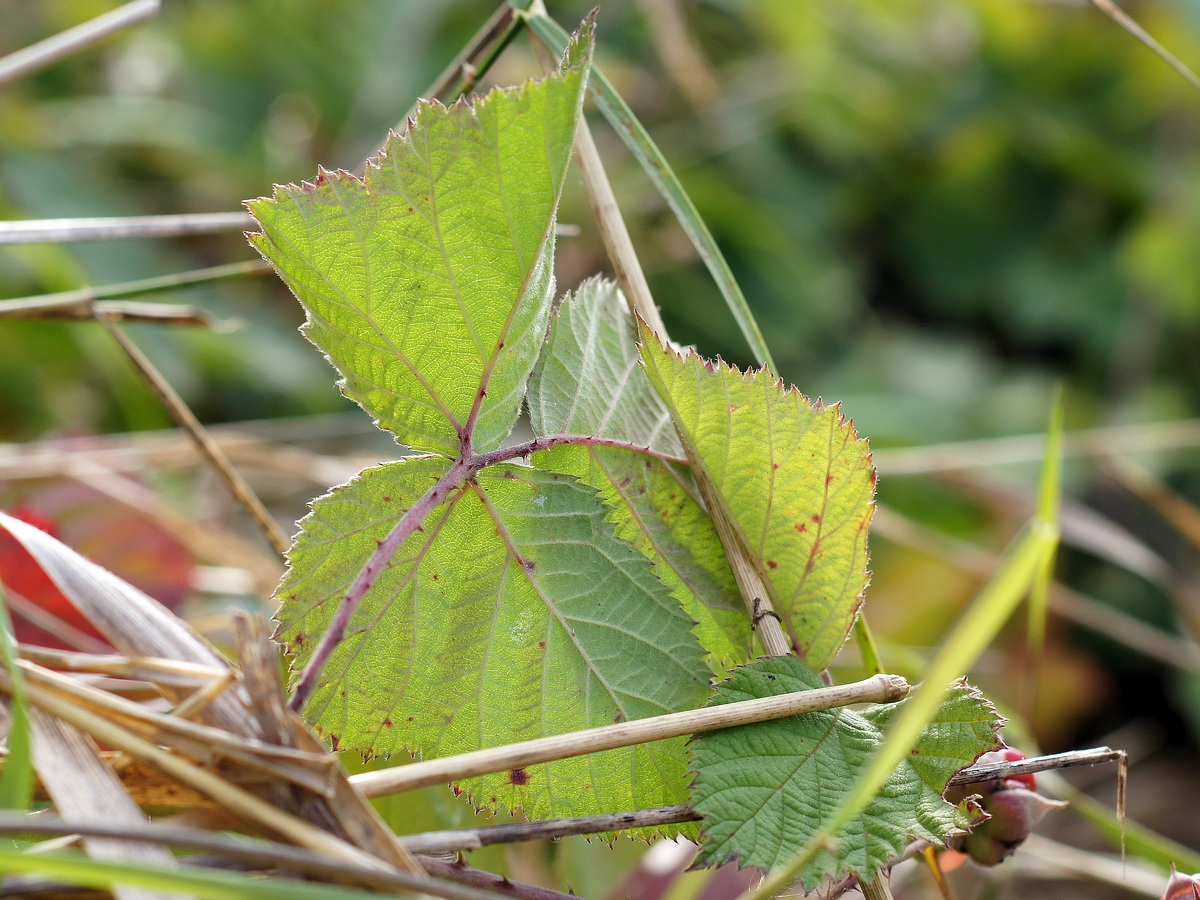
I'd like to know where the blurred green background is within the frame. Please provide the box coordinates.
[3,0,1200,896]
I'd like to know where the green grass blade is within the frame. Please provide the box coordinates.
[0,845,410,900]
[750,397,1065,897]
[1028,385,1064,672]
[521,9,776,372]
[0,583,33,811]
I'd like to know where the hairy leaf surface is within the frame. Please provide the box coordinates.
[247,30,592,455]
[690,657,1002,886]
[640,328,875,669]
[529,280,750,669]
[276,457,711,819]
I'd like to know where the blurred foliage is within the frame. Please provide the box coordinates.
[3,0,1200,895]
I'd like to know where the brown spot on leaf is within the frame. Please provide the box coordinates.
[767,560,778,569]
[383,718,393,728]
[329,734,340,751]
[794,523,807,533]
[509,768,529,786]
[811,514,822,524]
[538,641,546,649]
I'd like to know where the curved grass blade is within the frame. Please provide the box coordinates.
[0,845,434,900]
[521,8,776,371]
[1026,384,1064,716]
[0,584,32,811]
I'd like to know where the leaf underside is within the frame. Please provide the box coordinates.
[528,279,751,671]
[277,459,710,820]
[690,657,1003,887]
[640,328,875,670]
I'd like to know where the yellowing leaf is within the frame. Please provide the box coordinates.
[247,31,592,455]
[640,326,874,669]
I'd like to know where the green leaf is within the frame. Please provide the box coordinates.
[689,657,1002,887]
[528,279,751,670]
[276,457,711,821]
[246,25,592,455]
[639,326,875,669]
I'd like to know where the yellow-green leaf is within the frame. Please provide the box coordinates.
[247,27,592,455]
[640,325,875,669]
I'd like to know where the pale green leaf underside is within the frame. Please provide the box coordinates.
[529,279,750,670]
[246,33,591,455]
[690,657,1002,886]
[276,457,711,820]
[640,330,875,669]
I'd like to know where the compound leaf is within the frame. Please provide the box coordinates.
[640,327,875,670]
[529,279,751,670]
[247,25,593,456]
[276,456,711,821]
[690,656,1002,887]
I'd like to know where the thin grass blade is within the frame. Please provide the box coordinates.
[0,847,438,900]
[0,584,32,811]
[521,8,776,371]
[1026,386,1064,714]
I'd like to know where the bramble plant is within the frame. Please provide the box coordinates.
[246,14,1043,894]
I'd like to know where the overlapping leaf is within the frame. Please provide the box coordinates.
[247,26,592,456]
[252,24,715,824]
[640,327,875,669]
[690,656,1002,887]
[276,458,710,819]
[528,279,751,670]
